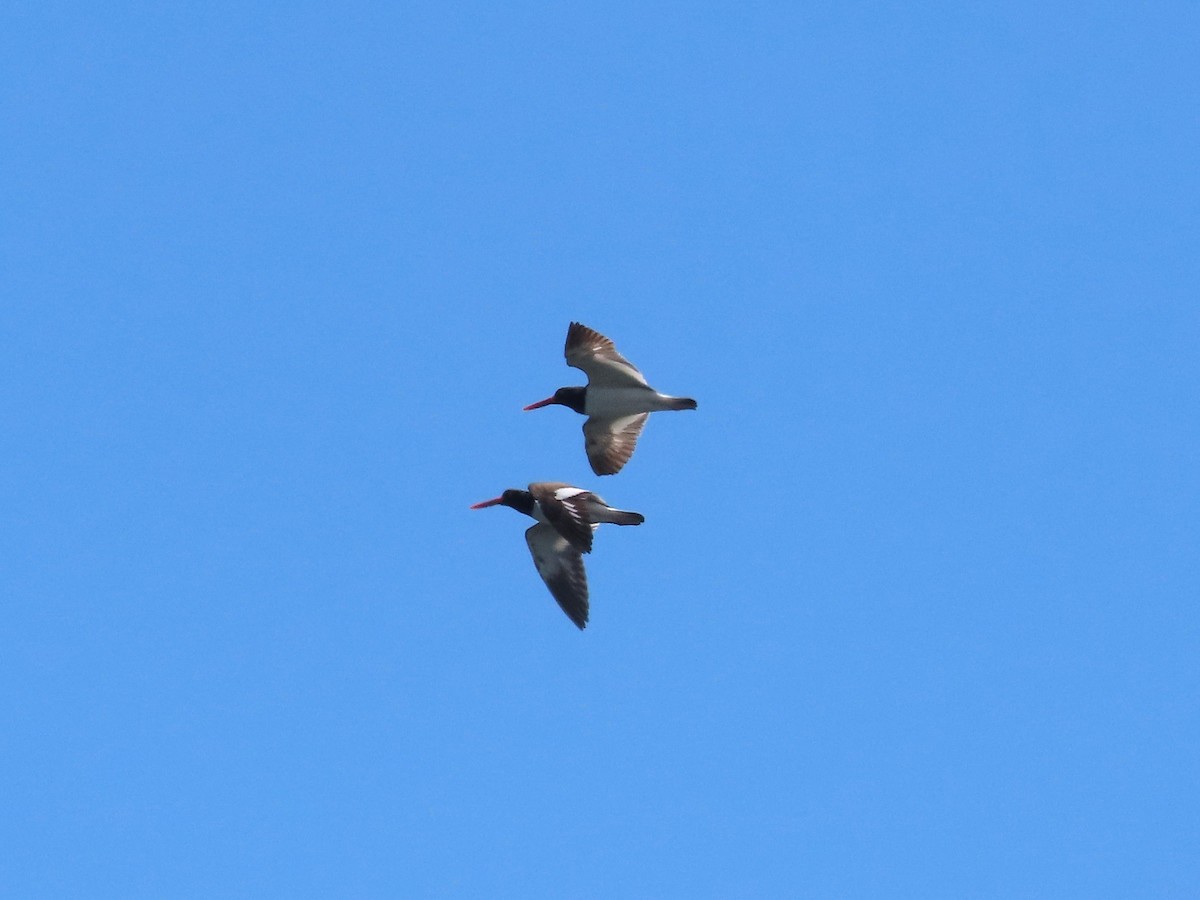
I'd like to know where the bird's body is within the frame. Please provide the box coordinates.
[581,386,692,418]
[470,481,644,629]
[524,322,697,475]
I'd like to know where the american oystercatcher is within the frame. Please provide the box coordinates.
[524,322,697,475]
[470,482,645,629]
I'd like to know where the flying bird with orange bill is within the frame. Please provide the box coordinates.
[524,322,697,475]
[470,482,644,629]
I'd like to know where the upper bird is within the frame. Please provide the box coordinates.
[470,482,645,630]
[524,322,698,475]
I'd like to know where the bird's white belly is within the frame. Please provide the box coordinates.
[584,387,666,418]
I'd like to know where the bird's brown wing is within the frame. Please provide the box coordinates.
[583,413,650,476]
[529,482,595,553]
[564,322,648,388]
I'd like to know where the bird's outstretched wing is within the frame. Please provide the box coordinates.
[564,322,648,389]
[525,523,589,629]
[583,413,650,476]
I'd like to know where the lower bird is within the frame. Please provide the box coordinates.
[470,481,645,629]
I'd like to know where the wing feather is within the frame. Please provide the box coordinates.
[583,413,650,476]
[529,482,595,553]
[525,523,589,629]
[564,322,648,389]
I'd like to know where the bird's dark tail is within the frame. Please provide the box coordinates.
[669,397,698,411]
[606,510,645,526]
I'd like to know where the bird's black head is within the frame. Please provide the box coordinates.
[523,386,586,414]
[500,489,534,513]
[470,488,535,516]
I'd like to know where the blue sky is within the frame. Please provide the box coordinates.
[3,2,1197,896]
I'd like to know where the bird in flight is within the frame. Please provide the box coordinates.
[524,322,697,475]
[470,482,645,629]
